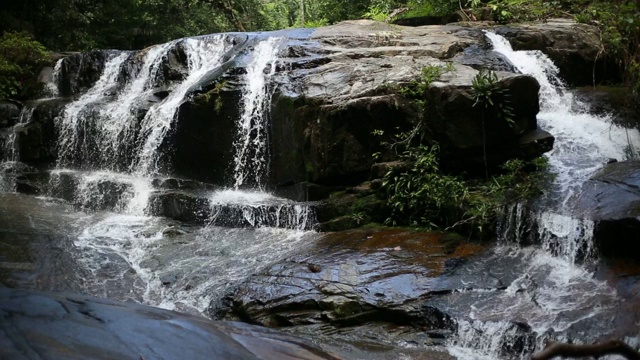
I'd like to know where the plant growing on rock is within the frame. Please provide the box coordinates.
[471,69,514,179]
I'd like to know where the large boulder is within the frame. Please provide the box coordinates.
[13,99,68,163]
[0,100,22,128]
[266,20,554,186]
[0,287,340,360]
[575,160,640,258]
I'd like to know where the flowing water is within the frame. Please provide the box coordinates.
[447,32,640,359]
[232,37,282,189]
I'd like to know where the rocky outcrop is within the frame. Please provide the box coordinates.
[6,19,609,191]
[0,287,340,360]
[264,20,555,187]
[215,228,640,356]
[576,160,640,258]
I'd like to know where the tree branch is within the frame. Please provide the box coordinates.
[531,340,640,360]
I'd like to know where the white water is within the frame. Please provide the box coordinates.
[43,58,63,98]
[56,53,130,168]
[36,35,320,315]
[233,37,282,189]
[486,31,640,263]
[73,214,317,314]
[446,32,640,360]
[134,36,230,175]
[208,189,315,230]
[92,42,174,170]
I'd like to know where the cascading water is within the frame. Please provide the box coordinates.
[447,32,640,359]
[232,37,282,189]
[134,36,230,175]
[43,58,63,98]
[37,34,318,314]
[56,52,131,169]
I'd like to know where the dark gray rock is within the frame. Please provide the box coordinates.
[0,287,340,360]
[576,160,640,258]
[0,100,22,128]
[216,229,485,334]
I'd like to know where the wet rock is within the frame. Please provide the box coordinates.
[162,41,189,81]
[576,160,640,259]
[427,72,549,173]
[13,99,68,163]
[0,100,22,128]
[148,190,211,224]
[15,176,41,195]
[215,229,486,339]
[58,50,122,97]
[0,287,341,360]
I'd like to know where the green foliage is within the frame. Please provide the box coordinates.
[383,144,469,228]
[399,63,454,104]
[0,32,49,99]
[381,137,550,235]
[471,69,514,125]
[574,1,640,109]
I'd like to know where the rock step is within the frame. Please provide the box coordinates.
[41,169,317,230]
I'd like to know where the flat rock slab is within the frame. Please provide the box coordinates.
[219,229,487,330]
[0,287,340,360]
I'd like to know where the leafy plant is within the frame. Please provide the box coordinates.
[399,63,455,105]
[383,144,469,228]
[0,31,49,99]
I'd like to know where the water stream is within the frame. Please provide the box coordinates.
[447,32,640,359]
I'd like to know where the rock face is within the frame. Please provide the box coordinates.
[215,228,640,356]
[3,19,609,192]
[0,287,340,360]
[576,160,640,258]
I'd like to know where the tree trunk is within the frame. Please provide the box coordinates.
[300,0,305,27]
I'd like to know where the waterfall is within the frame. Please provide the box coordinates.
[134,36,229,175]
[232,37,282,189]
[446,32,640,359]
[56,52,130,169]
[486,31,640,262]
[31,34,318,314]
[43,58,63,98]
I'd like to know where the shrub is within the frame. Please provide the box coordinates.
[0,31,49,99]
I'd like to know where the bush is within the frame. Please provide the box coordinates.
[0,31,49,99]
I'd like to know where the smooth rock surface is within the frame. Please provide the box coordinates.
[0,287,340,360]
[576,160,640,258]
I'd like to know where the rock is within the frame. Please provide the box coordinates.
[0,100,22,128]
[215,229,486,338]
[58,50,122,97]
[495,19,614,85]
[575,160,640,258]
[148,190,211,224]
[426,72,546,173]
[13,99,67,163]
[0,287,340,360]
